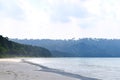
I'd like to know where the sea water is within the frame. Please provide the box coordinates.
[26,58,120,80]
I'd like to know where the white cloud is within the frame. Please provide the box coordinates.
[0,0,120,39]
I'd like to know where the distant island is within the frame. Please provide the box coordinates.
[0,35,51,58]
[12,38,120,57]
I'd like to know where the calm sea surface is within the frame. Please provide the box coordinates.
[26,58,120,80]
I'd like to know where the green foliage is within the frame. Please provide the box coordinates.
[0,35,51,58]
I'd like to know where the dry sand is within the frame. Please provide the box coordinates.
[0,58,80,80]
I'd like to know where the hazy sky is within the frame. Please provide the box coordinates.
[0,0,120,39]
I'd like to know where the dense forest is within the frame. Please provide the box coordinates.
[12,38,120,57]
[0,35,51,58]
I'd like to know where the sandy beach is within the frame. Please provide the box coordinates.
[0,58,99,80]
[0,58,79,80]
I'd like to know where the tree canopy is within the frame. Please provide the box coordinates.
[0,35,51,58]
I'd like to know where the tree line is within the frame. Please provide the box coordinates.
[0,35,51,58]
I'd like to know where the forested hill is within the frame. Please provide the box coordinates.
[11,38,120,57]
[0,35,51,58]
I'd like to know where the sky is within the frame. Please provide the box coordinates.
[0,0,120,39]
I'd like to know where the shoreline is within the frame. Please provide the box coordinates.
[0,58,99,80]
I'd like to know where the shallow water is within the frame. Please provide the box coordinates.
[26,58,120,80]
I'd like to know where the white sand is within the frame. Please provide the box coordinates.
[0,58,80,80]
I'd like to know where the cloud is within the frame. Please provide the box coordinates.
[48,0,89,23]
[0,0,25,20]
[0,0,120,39]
